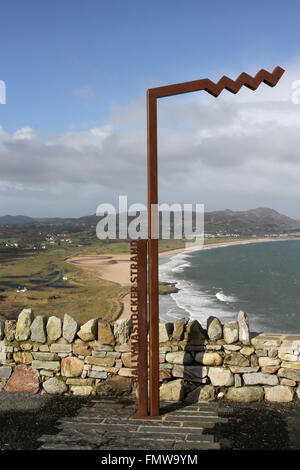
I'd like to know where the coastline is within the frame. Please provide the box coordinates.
[159,236,298,257]
[67,237,299,321]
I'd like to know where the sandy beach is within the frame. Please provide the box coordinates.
[67,237,294,320]
[68,254,133,319]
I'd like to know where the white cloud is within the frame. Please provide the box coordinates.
[2,62,300,217]
[13,126,36,141]
[48,125,112,150]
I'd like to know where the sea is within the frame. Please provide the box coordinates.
[159,239,300,334]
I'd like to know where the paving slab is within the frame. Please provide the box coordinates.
[38,398,223,450]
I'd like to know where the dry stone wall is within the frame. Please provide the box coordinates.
[0,309,300,403]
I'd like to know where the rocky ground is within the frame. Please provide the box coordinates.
[0,392,300,451]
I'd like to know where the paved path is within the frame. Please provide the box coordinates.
[38,399,227,450]
[2,392,300,450]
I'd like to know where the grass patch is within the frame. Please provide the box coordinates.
[0,242,128,323]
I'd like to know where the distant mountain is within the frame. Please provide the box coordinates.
[1,208,300,235]
[34,214,99,226]
[0,215,36,226]
[204,208,300,235]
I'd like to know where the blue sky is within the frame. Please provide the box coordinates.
[1,0,297,134]
[1,0,300,217]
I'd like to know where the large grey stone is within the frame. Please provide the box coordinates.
[159,323,174,343]
[15,308,34,341]
[207,316,222,341]
[66,378,93,386]
[63,314,78,343]
[224,344,241,352]
[160,379,185,401]
[198,384,215,402]
[195,351,223,366]
[4,320,16,342]
[43,377,68,395]
[61,357,84,377]
[264,385,294,402]
[71,385,93,396]
[234,374,242,387]
[224,352,249,367]
[237,310,250,345]
[97,376,132,397]
[30,316,47,343]
[278,367,300,382]
[32,360,60,371]
[240,346,255,356]
[281,361,300,369]
[166,351,193,365]
[88,370,107,379]
[46,316,62,341]
[173,318,187,341]
[185,384,215,403]
[78,318,97,342]
[13,351,32,364]
[223,321,239,344]
[278,353,298,362]
[243,372,279,386]
[226,386,264,402]
[251,334,282,349]
[0,366,12,379]
[268,348,279,358]
[204,344,222,351]
[172,364,207,380]
[258,357,281,367]
[98,319,115,345]
[280,337,300,350]
[185,320,208,345]
[50,344,72,353]
[208,367,234,386]
[32,352,58,361]
[113,318,131,344]
[0,352,6,364]
[280,378,296,387]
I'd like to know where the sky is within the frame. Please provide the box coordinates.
[1,0,300,218]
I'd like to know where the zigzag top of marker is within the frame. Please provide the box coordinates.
[204,66,285,97]
[149,66,285,99]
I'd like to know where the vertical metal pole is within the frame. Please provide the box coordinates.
[147,91,160,417]
[136,239,149,417]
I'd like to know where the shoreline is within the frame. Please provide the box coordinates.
[67,237,300,321]
[159,236,299,258]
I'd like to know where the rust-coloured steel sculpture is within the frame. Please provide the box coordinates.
[136,239,148,417]
[136,66,285,417]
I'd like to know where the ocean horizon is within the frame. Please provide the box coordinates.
[159,238,300,334]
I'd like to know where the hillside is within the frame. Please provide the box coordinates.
[1,208,299,235]
[204,208,300,235]
[0,215,35,225]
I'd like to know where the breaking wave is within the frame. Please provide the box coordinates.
[215,291,236,303]
[159,248,236,326]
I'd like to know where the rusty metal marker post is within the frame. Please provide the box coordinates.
[135,66,285,417]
